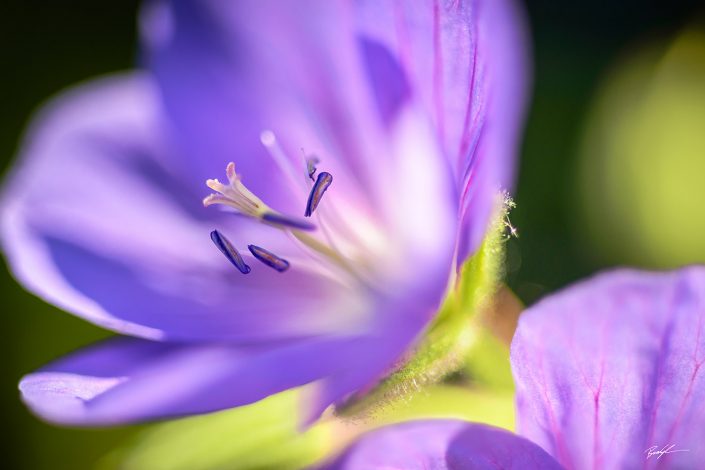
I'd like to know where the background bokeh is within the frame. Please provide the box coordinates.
[1,1,703,468]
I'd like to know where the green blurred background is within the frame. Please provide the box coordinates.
[1,1,704,468]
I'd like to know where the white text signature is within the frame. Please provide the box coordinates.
[645,444,689,460]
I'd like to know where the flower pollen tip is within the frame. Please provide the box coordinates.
[248,244,290,272]
[206,178,223,191]
[305,171,333,217]
[260,129,276,147]
[210,230,251,274]
[225,162,237,182]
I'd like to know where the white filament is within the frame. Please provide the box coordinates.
[259,129,308,197]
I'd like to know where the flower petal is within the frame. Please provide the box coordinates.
[142,0,460,345]
[19,336,366,426]
[21,278,450,427]
[512,267,705,469]
[141,0,394,214]
[324,420,561,469]
[142,1,458,241]
[353,0,532,262]
[0,74,366,342]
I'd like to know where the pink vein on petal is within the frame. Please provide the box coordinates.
[535,342,573,469]
[663,295,705,445]
[456,34,479,173]
[644,290,680,449]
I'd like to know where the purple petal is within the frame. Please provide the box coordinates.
[141,0,394,213]
[141,2,458,242]
[302,278,455,425]
[353,0,531,263]
[20,282,448,426]
[358,36,411,125]
[457,0,532,262]
[0,74,364,342]
[141,0,459,301]
[324,420,561,469]
[19,336,366,426]
[512,267,705,469]
[20,292,446,427]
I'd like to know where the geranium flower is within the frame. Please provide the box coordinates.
[323,267,705,469]
[1,0,528,426]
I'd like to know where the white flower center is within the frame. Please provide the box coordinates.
[203,131,363,279]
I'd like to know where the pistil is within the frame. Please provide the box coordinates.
[203,162,315,231]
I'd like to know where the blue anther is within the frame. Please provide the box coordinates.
[210,230,251,274]
[262,212,316,231]
[305,171,333,217]
[247,244,290,272]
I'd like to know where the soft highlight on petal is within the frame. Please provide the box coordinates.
[512,267,705,469]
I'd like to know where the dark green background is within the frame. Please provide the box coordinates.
[0,1,702,468]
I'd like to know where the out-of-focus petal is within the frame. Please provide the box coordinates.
[512,267,705,469]
[353,0,531,262]
[19,336,364,426]
[0,74,367,342]
[20,283,454,426]
[324,420,561,469]
[20,307,447,427]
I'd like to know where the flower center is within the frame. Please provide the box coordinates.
[203,131,357,277]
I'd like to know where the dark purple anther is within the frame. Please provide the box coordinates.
[305,171,333,217]
[210,230,251,274]
[247,244,290,272]
[262,212,316,231]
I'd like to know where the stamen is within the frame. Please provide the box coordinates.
[204,163,352,276]
[210,230,251,274]
[305,171,333,217]
[262,212,316,231]
[248,244,290,272]
[306,156,320,181]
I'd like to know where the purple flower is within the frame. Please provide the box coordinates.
[1,0,528,426]
[324,267,705,469]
